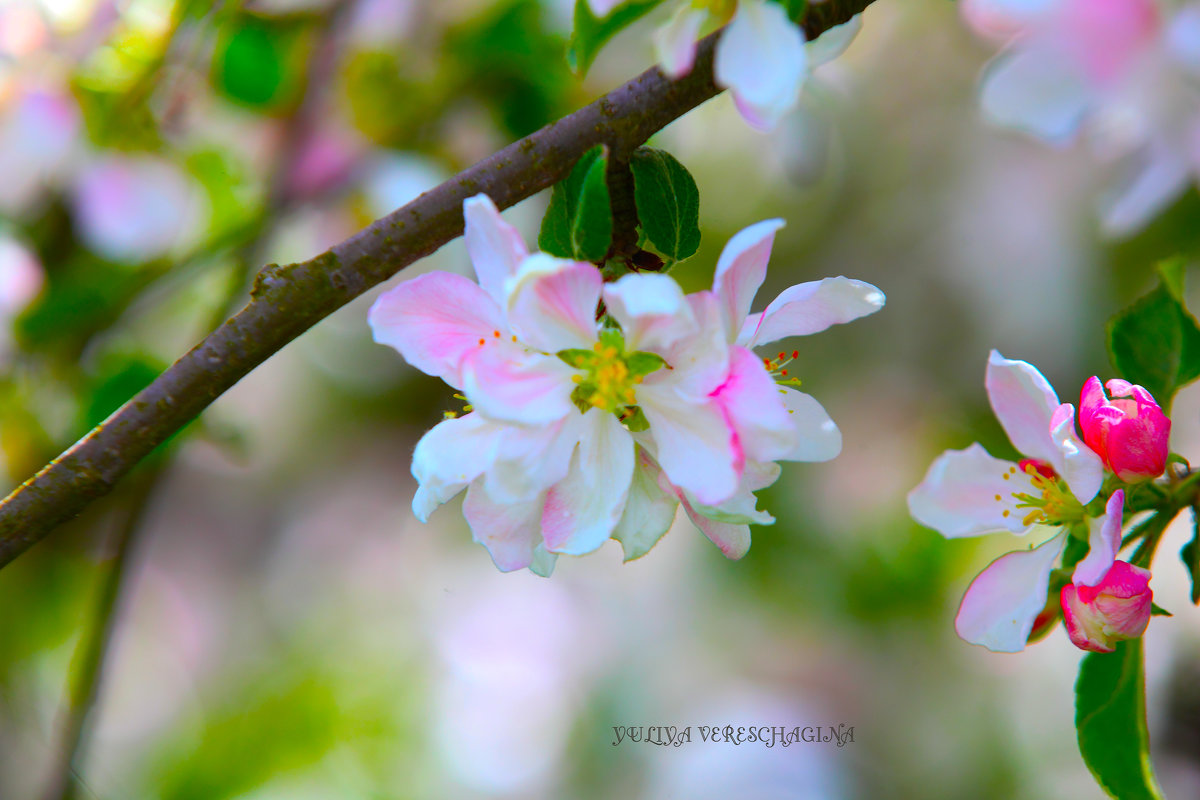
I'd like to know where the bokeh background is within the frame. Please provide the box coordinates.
[3,0,1200,798]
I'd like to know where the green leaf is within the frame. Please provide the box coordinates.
[1075,639,1165,800]
[629,147,701,262]
[567,0,665,75]
[1107,260,1200,412]
[539,145,613,262]
[1181,509,1200,604]
[769,0,808,23]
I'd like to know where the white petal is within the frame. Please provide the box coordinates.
[1072,490,1125,587]
[411,413,505,521]
[639,384,739,506]
[908,443,1036,538]
[714,0,807,130]
[541,409,635,555]
[1099,143,1191,238]
[587,0,623,16]
[484,413,584,504]
[655,6,706,79]
[603,272,696,354]
[807,14,861,68]
[462,480,545,572]
[712,218,785,338]
[779,387,843,462]
[649,290,730,400]
[612,448,680,562]
[687,461,780,525]
[463,193,528,307]
[738,276,886,348]
[505,253,602,352]
[979,45,1093,143]
[712,346,797,464]
[1049,403,1104,503]
[955,533,1065,652]
[985,350,1062,467]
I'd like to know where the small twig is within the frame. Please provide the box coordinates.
[40,464,163,800]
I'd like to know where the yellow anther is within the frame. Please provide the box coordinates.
[571,374,582,383]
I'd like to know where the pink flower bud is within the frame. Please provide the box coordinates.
[1060,561,1152,653]
[1079,377,1170,481]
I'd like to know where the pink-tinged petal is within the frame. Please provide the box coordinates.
[483,413,584,504]
[779,387,842,462]
[1062,560,1152,652]
[737,276,886,348]
[464,193,528,307]
[961,0,1058,40]
[541,409,634,555]
[714,0,806,130]
[1072,490,1125,587]
[712,346,797,464]
[649,290,730,400]
[462,480,545,572]
[686,460,780,525]
[655,6,706,79]
[0,234,43,314]
[1049,403,1103,502]
[807,14,862,68]
[613,449,680,562]
[505,253,601,352]
[679,492,751,559]
[956,533,1065,652]
[410,413,506,520]
[603,272,695,354]
[368,271,506,388]
[712,218,785,338]
[1055,0,1160,86]
[461,344,576,425]
[908,443,1037,538]
[1099,143,1191,237]
[985,350,1063,467]
[979,45,1093,144]
[639,384,739,506]
[1080,378,1170,481]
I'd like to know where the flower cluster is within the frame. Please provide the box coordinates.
[590,0,861,130]
[369,193,885,574]
[962,0,1200,235]
[908,352,1169,653]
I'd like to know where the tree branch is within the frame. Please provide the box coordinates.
[0,0,874,570]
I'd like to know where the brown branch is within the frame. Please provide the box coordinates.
[0,0,875,570]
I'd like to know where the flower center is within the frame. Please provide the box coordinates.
[999,460,1084,527]
[558,330,665,419]
[763,350,803,388]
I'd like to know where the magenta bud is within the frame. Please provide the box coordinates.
[1079,377,1170,481]
[1060,560,1152,653]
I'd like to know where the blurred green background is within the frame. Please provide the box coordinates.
[2,0,1200,798]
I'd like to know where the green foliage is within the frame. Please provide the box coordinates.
[629,147,701,262]
[213,18,303,109]
[446,0,572,137]
[568,0,666,75]
[82,352,165,431]
[1106,259,1200,412]
[770,0,809,23]
[1075,640,1165,800]
[539,145,614,262]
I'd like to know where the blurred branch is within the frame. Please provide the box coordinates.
[0,0,876,570]
[40,464,162,800]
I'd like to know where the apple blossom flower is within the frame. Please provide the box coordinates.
[654,0,862,130]
[371,194,885,572]
[1079,376,1170,482]
[371,194,748,573]
[908,351,1131,652]
[963,0,1200,234]
[1061,559,1153,652]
